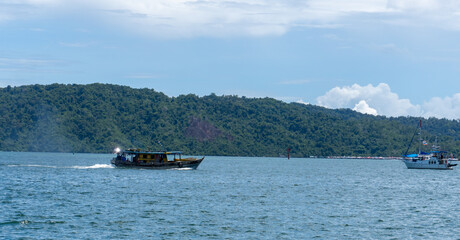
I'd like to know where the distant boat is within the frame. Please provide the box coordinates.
[402,120,457,170]
[111,148,204,169]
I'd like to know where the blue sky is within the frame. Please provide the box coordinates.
[1,0,460,119]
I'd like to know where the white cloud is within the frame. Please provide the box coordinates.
[387,0,440,12]
[3,0,460,37]
[422,94,460,119]
[296,99,310,105]
[308,0,390,14]
[317,83,410,115]
[353,100,378,115]
[316,83,419,117]
[86,0,297,37]
[316,83,460,119]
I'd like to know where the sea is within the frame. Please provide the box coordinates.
[1,152,459,240]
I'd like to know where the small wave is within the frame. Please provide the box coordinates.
[72,164,113,169]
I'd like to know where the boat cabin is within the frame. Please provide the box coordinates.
[116,149,183,164]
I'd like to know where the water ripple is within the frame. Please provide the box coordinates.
[1,153,459,239]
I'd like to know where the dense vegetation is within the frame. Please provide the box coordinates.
[1,83,459,157]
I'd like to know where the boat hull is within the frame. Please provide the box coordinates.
[111,158,204,169]
[403,160,453,170]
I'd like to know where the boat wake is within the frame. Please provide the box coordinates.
[7,164,59,168]
[6,164,113,169]
[71,164,114,169]
[171,167,194,171]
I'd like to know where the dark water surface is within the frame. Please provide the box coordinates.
[1,152,459,239]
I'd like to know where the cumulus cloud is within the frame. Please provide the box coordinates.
[3,0,460,37]
[422,94,460,119]
[317,83,421,117]
[353,100,378,116]
[316,83,460,119]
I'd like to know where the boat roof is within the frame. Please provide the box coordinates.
[404,151,449,157]
[404,154,418,158]
[123,149,182,155]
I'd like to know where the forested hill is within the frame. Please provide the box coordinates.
[1,83,459,157]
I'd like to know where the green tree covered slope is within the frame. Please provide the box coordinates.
[1,84,459,157]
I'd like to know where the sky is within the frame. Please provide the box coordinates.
[1,0,460,119]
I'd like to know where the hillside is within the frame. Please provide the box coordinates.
[1,83,459,157]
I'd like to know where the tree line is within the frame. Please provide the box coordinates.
[1,83,459,157]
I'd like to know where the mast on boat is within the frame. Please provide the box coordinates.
[418,120,422,155]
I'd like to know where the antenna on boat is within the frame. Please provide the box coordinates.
[418,120,422,155]
[431,136,440,151]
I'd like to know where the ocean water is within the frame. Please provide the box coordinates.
[1,152,459,239]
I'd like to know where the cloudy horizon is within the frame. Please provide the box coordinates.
[1,0,459,119]
[315,83,460,120]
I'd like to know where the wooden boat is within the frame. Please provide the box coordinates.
[111,148,204,169]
